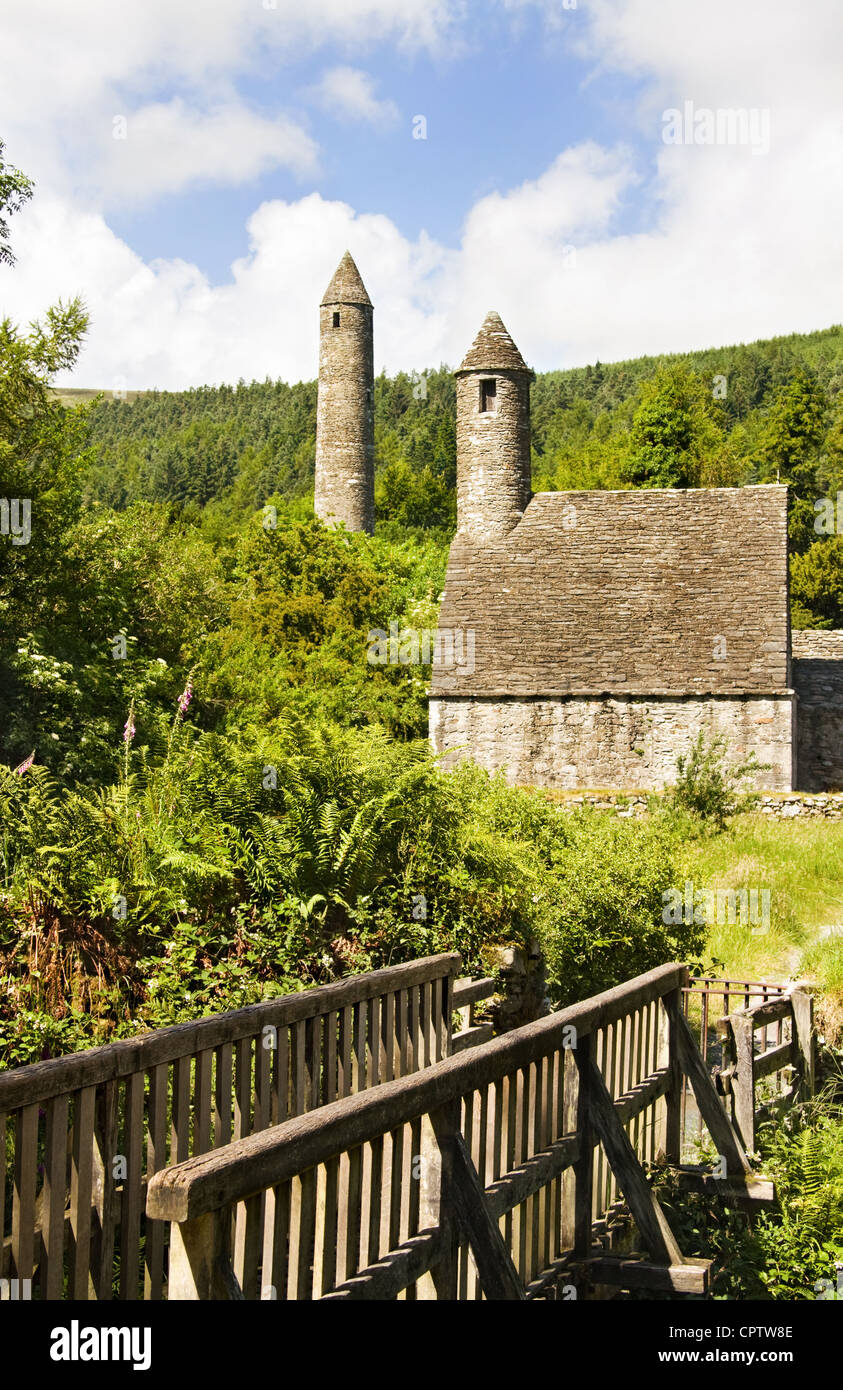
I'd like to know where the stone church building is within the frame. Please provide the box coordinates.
[314,253,843,793]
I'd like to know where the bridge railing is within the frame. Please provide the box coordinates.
[148,962,694,1300]
[717,986,815,1152]
[680,976,786,1154]
[0,952,459,1300]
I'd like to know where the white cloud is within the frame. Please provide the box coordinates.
[99,100,319,203]
[0,0,458,201]
[309,67,399,127]
[1,0,841,388]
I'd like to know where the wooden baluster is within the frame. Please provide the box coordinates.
[11,1102,38,1289]
[195,1048,213,1153]
[213,1043,232,1147]
[144,1063,168,1300]
[68,1087,95,1299]
[41,1095,68,1299]
[119,1071,144,1300]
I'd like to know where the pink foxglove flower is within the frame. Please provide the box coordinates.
[177,681,193,716]
[13,751,35,775]
[123,715,135,743]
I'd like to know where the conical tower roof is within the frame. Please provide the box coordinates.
[320,251,372,307]
[456,310,532,375]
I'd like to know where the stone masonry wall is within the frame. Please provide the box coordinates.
[792,629,843,791]
[429,692,795,791]
[455,368,532,542]
[314,299,374,534]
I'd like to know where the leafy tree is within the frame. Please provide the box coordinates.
[790,537,843,629]
[0,139,33,267]
[622,363,728,488]
[756,368,827,552]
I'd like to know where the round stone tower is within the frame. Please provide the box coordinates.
[454,311,534,543]
[314,251,375,534]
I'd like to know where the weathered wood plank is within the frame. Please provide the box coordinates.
[791,989,815,1100]
[731,1015,757,1153]
[195,1048,213,1154]
[0,954,462,1111]
[670,1166,776,1208]
[11,1102,38,1285]
[144,1063,168,1300]
[147,963,691,1222]
[668,997,753,1176]
[584,1255,711,1294]
[172,1056,191,1162]
[119,1070,144,1300]
[69,1086,96,1298]
[92,1080,119,1301]
[431,1119,525,1301]
[320,1226,444,1301]
[452,978,495,1009]
[214,1043,232,1148]
[587,1059,684,1267]
[754,1039,793,1081]
[42,1095,68,1299]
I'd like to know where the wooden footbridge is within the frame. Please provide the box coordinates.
[0,954,814,1301]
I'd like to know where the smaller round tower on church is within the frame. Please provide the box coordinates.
[314,251,375,534]
[454,311,534,543]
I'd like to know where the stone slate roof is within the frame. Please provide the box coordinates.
[457,311,533,375]
[320,251,372,307]
[431,485,791,697]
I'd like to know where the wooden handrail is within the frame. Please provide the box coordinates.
[0,953,461,1109]
[147,961,687,1223]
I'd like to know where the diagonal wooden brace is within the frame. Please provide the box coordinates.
[587,1058,684,1267]
[431,1109,525,1301]
[665,995,753,1176]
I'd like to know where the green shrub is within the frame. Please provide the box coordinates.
[668,732,767,832]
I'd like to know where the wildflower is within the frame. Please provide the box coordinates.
[13,751,35,775]
[177,680,193,716]
[123,714,135,743]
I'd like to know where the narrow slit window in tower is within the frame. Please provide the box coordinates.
[480,378,497,413]
[332,311,341,328]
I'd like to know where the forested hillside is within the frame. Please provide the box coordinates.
[73,326,843,629]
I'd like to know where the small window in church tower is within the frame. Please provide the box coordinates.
[332,311,341,328]
[480,378,497,413]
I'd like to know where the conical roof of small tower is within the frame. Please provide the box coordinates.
[320,251,372,307]
[456,310,532,374]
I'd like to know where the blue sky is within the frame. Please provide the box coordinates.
[1,0,840,388]
[105,9,648,285]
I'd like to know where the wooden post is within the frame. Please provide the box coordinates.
[167,1207,235,1300]
[731,1016,756,1154]
[791,990,815,1101]
[659,985,684,1166]
[569,1036,594,1259]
